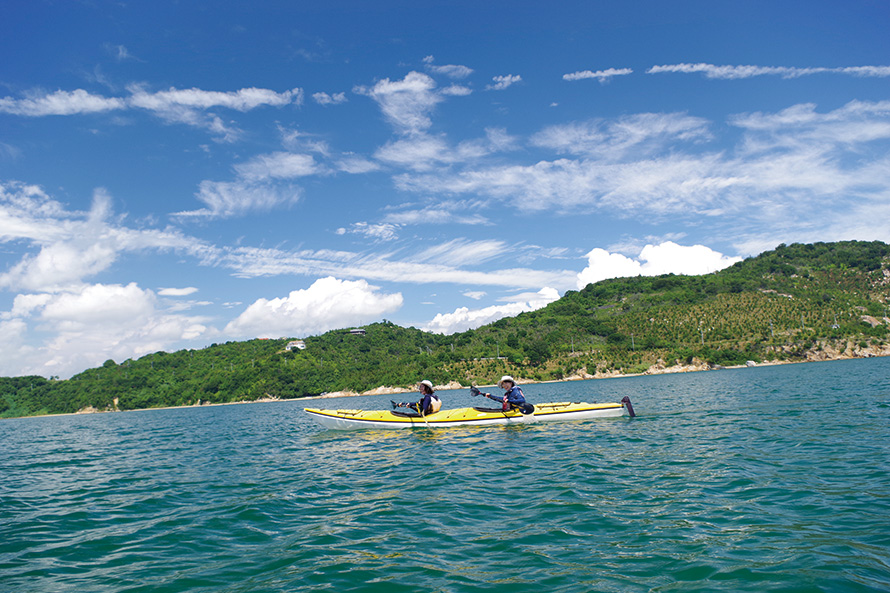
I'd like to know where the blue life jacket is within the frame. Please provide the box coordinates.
[504,386,526,405]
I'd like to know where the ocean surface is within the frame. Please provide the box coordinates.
[2,357,889,592]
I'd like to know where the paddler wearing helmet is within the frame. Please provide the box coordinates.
[391,380,442,415]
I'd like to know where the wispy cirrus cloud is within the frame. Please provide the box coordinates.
[336,222,401,242]
[563,67,633,82]
[0,85,303,139]
[213,242,577,290]
[382,201,490,226]
[647,63,890,79]
[178,147,328,220]
[0,89,127,116]
[174,179,303,219]
[0,182,202,292]
[390,99,890,251]
[530,112,712,159]
[423,55,474,79]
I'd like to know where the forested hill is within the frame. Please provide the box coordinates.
[3,240,889,418]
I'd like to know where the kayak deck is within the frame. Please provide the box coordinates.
[304,399,632,430]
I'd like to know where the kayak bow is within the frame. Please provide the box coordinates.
[304,398,633,430]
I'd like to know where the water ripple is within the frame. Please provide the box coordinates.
[2,358,890,592]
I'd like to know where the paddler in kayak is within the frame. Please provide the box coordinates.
[392,380,442,415]
[478,375,534,414]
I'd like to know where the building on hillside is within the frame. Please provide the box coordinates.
[286,340,306,351]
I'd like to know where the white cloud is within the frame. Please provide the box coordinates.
[158,287,199,296]
[0,184,201,292]
[336,155,381,174]
[0,85,302,139]
[234,152,319,181]
[422,55,474,79]
[440,84,473,96]
[181,148,323,220]
[126,85,302,111]
[563,67,633,82]
[375,134,457,170]
[530,112,712,158]
[312,91,347,105]
[338,222,401,242]
[576,242,741,288]
[423,287,559,334]
[224,277,403,338]
[0,89,126,116]
[175,179,302,219]
[354,71,443,134]
[409,239,505,267]
[0,283,213,378]
[647,63,890,79]
[2,240,119,292]
[104,43,139,62]
[215,244,577,290]
[486,74,522,91]
[383,201,489,226]
[375,127,516,172]
[393,99,890,248]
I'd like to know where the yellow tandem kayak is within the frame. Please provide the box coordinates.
[304,397,635,430]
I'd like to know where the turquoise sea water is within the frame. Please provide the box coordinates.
[2,357,889,592]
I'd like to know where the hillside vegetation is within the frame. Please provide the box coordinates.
[2,241,889,418]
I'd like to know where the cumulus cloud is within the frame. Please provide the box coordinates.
[224,277,403,338]
[354,71,443,134]
[0,282,213,378]
[424,287,559,334]
[486,75,522,91]
[647,63,890,79]
[576,242,742,288]
[563,67,633,82]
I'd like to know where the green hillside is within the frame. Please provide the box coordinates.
[2,240,889,418]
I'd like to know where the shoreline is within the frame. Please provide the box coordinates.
[7,352,887,420]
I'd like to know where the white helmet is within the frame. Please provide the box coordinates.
[498,375,515,388]
[420,380,434,390]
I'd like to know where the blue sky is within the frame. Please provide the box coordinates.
[1,1,888,378]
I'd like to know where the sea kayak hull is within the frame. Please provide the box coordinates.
[304,400,632,430]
